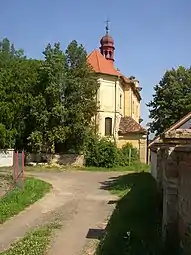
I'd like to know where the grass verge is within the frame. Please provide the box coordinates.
[97,172,162,255]
[81,162,150,172]
[25,165,65,172]
[0,162,150,173]
[0,221,61,255]
[0,165,65,173]
[0,177,52,224]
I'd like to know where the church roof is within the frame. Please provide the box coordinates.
[87,49,141,101]
[87,50,121,76]
[119,117,147,135]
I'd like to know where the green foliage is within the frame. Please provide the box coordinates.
[0,222,61,255]
[0,177,51,223]
[28,42,67,153]
[147,66,191,135]
[59,40,99,153]
[0,38,41,149]
[0,38,99,153]
[85,134,140,168]
[85,136,119,168]
[80,163,150,172]
[120,143,139,166]
[0,124,16,149]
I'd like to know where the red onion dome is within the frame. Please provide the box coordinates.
[100,34,114,45]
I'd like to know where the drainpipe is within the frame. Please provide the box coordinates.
[138,133,141,161]
[113,76,120,144]
[95,88,97,134]
[113,79,117,144]
[146,130,149,164]
[131,88,133,117]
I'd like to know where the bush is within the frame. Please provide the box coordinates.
[120,143,139,165]
[85,136,118,168]
[84,134,139,168]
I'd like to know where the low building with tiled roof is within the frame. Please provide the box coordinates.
[87,23,147,163]
[118,117,147,135]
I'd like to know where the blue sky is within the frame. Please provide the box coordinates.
[1,0,191,127]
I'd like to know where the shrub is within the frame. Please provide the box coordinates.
[85,136,118,168]
[120,143,139,165]
[84,134,139,168]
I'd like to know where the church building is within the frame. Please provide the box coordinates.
[87,24,147,163]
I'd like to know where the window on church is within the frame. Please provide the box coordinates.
[120,94,122,109]
[105,117,112,136]
[132,101,135,114]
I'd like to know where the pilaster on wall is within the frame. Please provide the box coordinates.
[162,146,179,250]
[139,138,147,163]
[156,146,169,190]
[151,129,191,252]
[156,148,163,190]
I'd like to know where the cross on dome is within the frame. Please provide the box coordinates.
[100,20,115,62]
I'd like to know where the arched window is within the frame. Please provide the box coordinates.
[105,117,112,136]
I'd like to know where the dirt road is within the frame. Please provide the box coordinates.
[0,171,122,255]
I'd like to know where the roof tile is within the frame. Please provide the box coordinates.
[119,117,147,134]
[87,49,141,100]
[87,50,120,76]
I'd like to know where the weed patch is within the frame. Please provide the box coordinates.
[0,222,61,255]
[0,177,51,223]
[80,162,150,173]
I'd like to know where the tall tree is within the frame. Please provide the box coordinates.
[28,40,99,153]
[0,38,99,152]
[63,40,99,152]
[0,37,24,61]
[147,66,191,135]
[0,38,26,148]
[0,38,40,149]
[28,42,67,153]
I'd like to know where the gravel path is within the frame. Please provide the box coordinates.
[0,171,122,255]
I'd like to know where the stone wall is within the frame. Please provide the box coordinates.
[150,150,157,179]
[153,130,191,252]
[162,146,179,250]
[176,147,191,239]
[25,153,85,167]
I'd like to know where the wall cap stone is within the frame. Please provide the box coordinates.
[164,129,191,139]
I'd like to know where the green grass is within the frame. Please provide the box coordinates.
[0,222,61,255]
[24,163,150,173]
[0,162,150,173]
[81,162,150,172]
[25,165,65,172]
[97,172,163,255]
[0,177,52,223]
[0,165,65,173]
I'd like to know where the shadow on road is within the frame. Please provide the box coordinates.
[96,172,163,255]
[86,228,105,240]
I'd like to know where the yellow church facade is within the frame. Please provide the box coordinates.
[87,27,147,163]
